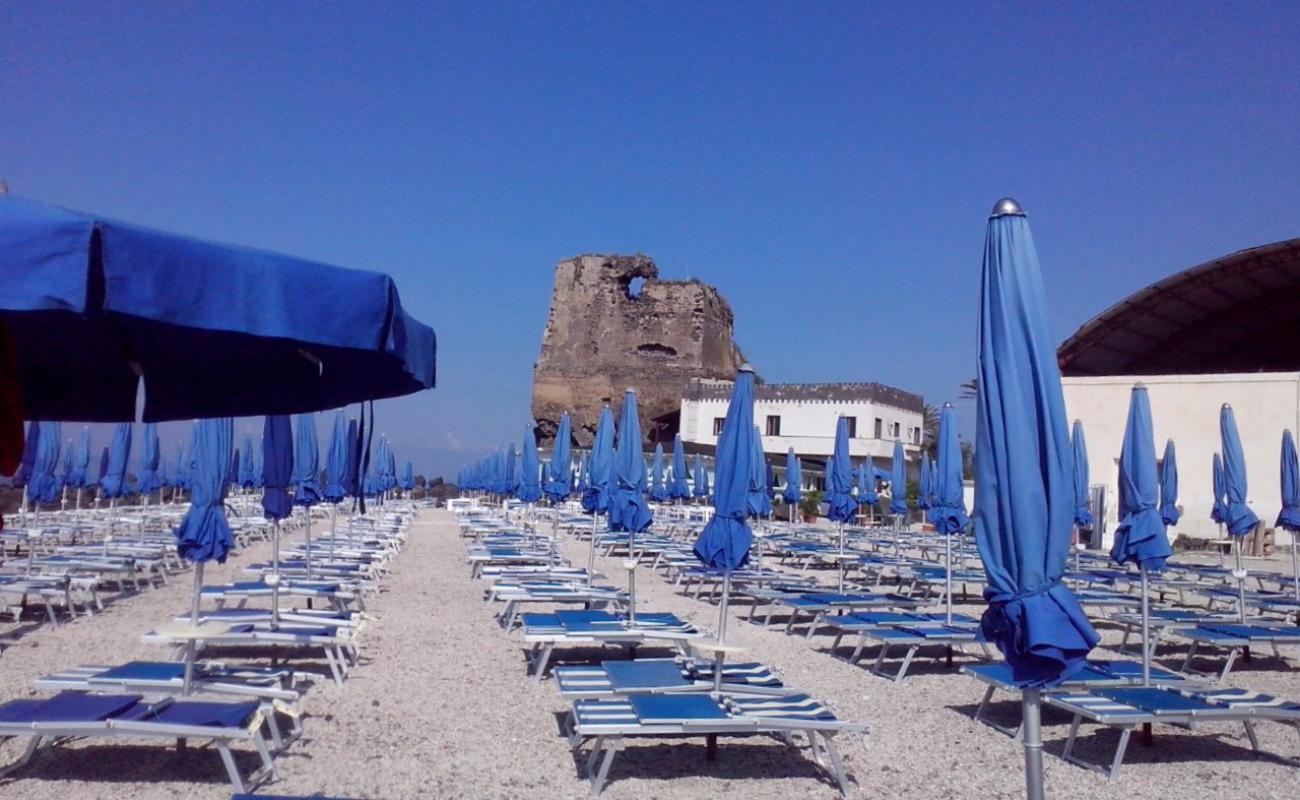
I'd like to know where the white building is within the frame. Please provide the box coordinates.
[679,378,924,482]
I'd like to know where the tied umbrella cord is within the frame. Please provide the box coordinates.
[981,580,1100,687]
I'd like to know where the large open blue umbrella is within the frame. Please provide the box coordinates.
[1211,452,1227,527]
[972,199,1099,800]
[649,443,669,503]
[932,403,969,623]
[888,439,908,519]
[517,422,543,504]
[137,422,161,500]
[1159,439,1180,526]
[669,434,690,501]
[692,453,709,500]
[1221,404,1260,622]
[1111,385,1172,685]
[544,413,573,504]
[610,390,652,620]
[1278,430,1300,605]
[582,406,615,583]
[783,448,802,519]
[746,425,772,518]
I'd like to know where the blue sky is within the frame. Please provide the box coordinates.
[4,2,1298,479]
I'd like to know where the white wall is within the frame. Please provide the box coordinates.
[1062,371,1300,547]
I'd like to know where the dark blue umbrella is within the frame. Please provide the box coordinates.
[1159,439,1180,526]
[972,199,1098,800]
[649,443,669,503]
[13,421,39,490]
[293,413,321,506]
[97,446,111,488]
[933,403,969,622]
[1211,452,1228,525]
[503,444,518,496]
[826,417,857,524]
[173,416,235,691]
[582,406,615,583]
[917,454,933,511]
[137,422,161,498]
[58,439,73,494]
[261,415,294,521]
[746,425,772,518]
[1071,420,1093,529]
[323,411,348,503]
[29,421,61,505]
[251,436,264,489]
[517,422,543,503]
[670,434,690,501]
[1110,384,1171,684]
[1278,430,1300,604]
[544,413,572,503]
[783,447,802,511]
[609,391,652,534]
[227,448,241,489]
[858,462,878,508]
[168,442,185,492]
[693,366,756,684]
[692,453,709,500]
[1221,404,1260,621]
[69,427,91,490]
[100,422,133,500]
[238,434,255,488]
[888,439,908,518]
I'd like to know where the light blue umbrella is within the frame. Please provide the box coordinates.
[582,406,615,583]
[544,413,572,503]
[670,434,690,501]
[100,422,133,501]
[1221,404,1260,621]
[504,443,518,496]
[746,425,771,518]
[783,448,802,515]
[610,390,652,620]
[400,462,413,492]
[826,417,856,524]
[517,422,542,503]
[576,451,590,495]
[1071,421,1093,538]
[1277,430,1300,604]
[972,199,1098,800]
[649,443,669,503]
[693,366,757,687]
[888,440,908,518]
[1211,452,1227,526]
[14,421,39,491]
[692,453,709,500]
[933,403,969,622]
[1159,439,1180,526]
[1110,384,1171,684]
[58,440,73,497]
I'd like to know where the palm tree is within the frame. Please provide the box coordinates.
[959,378,979,400]
[921,404,940,459]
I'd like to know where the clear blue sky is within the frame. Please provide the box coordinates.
[5,2,1298,479]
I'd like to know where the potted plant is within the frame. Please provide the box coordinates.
[799,490,823,524]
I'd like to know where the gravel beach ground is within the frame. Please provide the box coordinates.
[1,508,1298,799]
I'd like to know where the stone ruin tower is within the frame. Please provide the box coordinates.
[532,254,745,446]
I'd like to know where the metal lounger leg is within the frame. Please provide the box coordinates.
[805,613,823,640]
[891,645,918,683]
[217,742,247,793]
[974,685,995,723]
[1219,648,1240,682]
[820,733,851,795]
[849,634,870,664]
[533,644,555,683]
[1107,727,1133,782]
[1243,720,1260,752]
[588,739,618,798]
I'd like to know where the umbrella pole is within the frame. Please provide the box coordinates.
[18,487,26,528]
[1140,564,1151,685]
[75,487,82,512]
[626,530,637,626]
[1072,524,1081,573]
[304,506,313,581]
[329,502,337,560]
[712,570,732,694]
[1235,535,1248,623]
[587,511,597,586]
[945,532,954,625]
[271,519,281,627]
[837,522,845,593]
[184,561,204,695]
[1022,689,1046,800]
[1291,533,1300,606]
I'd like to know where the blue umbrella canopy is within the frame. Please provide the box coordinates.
[100,422,133,499]
[323,411,348,503]
[1159,439,1180,526]
[692,453,710,499]
[972,198,1098,687]
[384,441,398,491]
[1280,431,1300,532]
[517,422,543,503]
[0,195,435,424]
[576,452,590,495]
[783,448,802,505]
[168,442,185,489]
[503,444,518,495]
[238,434,255,488]
[136,423,161,495]
[227,448,241,488]
[58,439,73,489]
[400,462,414,491]
[917,454,933,510]
[1110,386,1172,571]
[1211,452,1228,524]
[1220,405,1260,537]
[342,418,359,498]
[649,443,669,503]
[97,446,111,485]
[13,421,39,489]
[69,427,91,488]
[888,440,908,515]
[746,425,772,517]
[261,415,294,521]
[609,391,652,533]
[292,413,321,506]
[693,366,755,570]
[175,418,234,563]
[932,404,969,535]
[826,417,857,523]
[582,406,614,514]
[858,462,878,506]
[544,413,573,503]
[1071,420,1093,527]
[29,421,61,504]
[670,434,690,500]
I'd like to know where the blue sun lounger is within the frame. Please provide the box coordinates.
[1044,685,1300,781]
[568,692,867,797]
[553,657,784,698]
[1175,623,1300,680]
[846,620,990,682]
[0,691,278,792]
[520,610,701,682]
[824,612,978,662]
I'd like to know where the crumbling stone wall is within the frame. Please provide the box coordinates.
[532,254,745,446]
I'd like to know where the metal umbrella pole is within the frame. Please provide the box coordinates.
[712,570,732,693]
[183,561,205,695]
[1140,564,1151,684]
[303,506,314,581]
[945,532,954,624]
[626,529,637,625]
[586,511,597,586]
[1023,690,1045,800]
[837,522,846,593]
[1235,535,1248,623]
[270,519,281,627]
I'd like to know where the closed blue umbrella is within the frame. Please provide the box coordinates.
[323,412,348,503]
[517,422,543,503]
[610,390,652,620]
[544,413,573,503]
[858,462,878,507]
[972,199,1099,800]
[261,416,294,522]
[169,442,185,493]
[100,422,133,500]
[670,434,690,501]
[582,406,615,583]
[917,454,933,511]
[1277,430,1300,605]
[384,441,398,493]
[1211,453,1227,525]
[29,421,62,505]
[783,448,802,512]
[1110,384,1171,684]
[1071,421,1093,528]
[400,462,414,492]
[293,414,321,506]
[14,421,39,490]
[173,416,234,691]
[239,434,255,488]
[692,453,709,500]
[826,417,856,524]
[342,418,359,499]
[228,448,241,489]
[70,427,91,490]
[933,403,969,622]
[98,446,111,488]
[888,440,908,518]
[649,443,669,503]
[1159,439,1180,526]
[251,438,264,489]
[576,452,590,495]
[747,425,771,517]
[1221,404,1260,622]
[693,365,757,686]
[503,444,518,496]
[58,441,73,495]
[137,423,161,498]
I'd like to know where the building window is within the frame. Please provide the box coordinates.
[845,417,857,438]
[713,417,725,436]
[892,421,901,439]
[873,418,883,439]
[912,426,921,445]
[765,415,781,436]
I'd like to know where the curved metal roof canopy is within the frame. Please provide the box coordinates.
[1058,238,1300,377]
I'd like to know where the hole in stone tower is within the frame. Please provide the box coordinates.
[626,276,646,298]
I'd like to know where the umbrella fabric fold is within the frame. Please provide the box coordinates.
[1071,421,1093,527]
[825,417,857,523]
[175,418,235,563]
[29,421,62,504]
[917,454,933,511]
[517,423,542,503]
[694,368,755,570]
[1159,439,1180,526]
[692,453,709,499]
[1211,453,1228,524]
[608,392,652,533]
[932,404,968,535]
[100,423,133,499]
[746,426,772,518]
[136,423,160,496]
[1220,405,1260,537]
[323,411,349,503]
[649,443,669,503]
[1279,430,1300,531]
[889,440,908,516]
[543,413,573,503]
[582,407,614,514]
[783,448,802,505]
[293,413,321,506]
[1110,386,1172,572]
